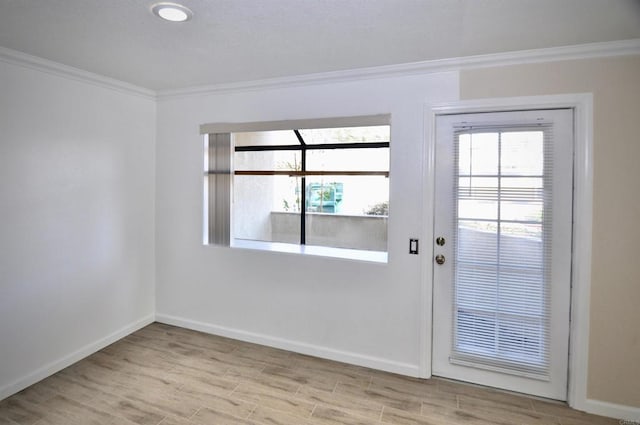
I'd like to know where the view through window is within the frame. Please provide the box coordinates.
[229,125,390,253]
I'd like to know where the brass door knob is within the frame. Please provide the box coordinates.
[435,254,445,265]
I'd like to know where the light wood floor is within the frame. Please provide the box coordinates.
[0,323,618,425]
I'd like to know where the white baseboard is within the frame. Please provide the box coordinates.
[582,398,640,422]
[0,314,155,401]
[155,313,420,377]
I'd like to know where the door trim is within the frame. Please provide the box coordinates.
[420,94,593,411]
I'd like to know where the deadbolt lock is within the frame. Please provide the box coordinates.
[436,237,445,246]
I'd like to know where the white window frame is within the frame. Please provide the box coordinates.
[201,114,392,263]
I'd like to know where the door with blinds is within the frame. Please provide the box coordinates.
[432,109,573,400]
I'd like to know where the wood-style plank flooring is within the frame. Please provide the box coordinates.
[0,323,618,425]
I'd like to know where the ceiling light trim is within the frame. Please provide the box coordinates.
[151,3,193,22]
[157,38,640,100]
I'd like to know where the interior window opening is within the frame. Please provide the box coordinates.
[205,121,390,261]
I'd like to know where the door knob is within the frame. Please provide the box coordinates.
[435,254,445,265]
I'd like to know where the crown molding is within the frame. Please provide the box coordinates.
[157,38,640,100]
[2,39,638,101]
[0,46,155,100]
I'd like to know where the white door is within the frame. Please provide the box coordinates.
[432,109,573,400]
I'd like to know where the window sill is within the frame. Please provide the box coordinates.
[230,239,388,263]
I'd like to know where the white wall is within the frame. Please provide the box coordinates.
[155,72,458,373]
[0,59,156,398]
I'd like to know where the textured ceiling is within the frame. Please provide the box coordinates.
[0,0,639,91]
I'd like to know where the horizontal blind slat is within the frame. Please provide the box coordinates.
[450,126,552,379]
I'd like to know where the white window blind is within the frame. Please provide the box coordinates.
[450,123,554,379]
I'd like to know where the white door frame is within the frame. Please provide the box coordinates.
[420,94,593,411]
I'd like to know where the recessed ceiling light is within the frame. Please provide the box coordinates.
[151,2,193,22]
